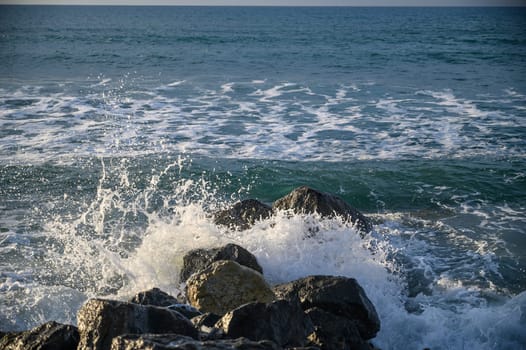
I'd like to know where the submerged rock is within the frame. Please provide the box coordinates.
[186,260,275,315]
[180,243,263,283]
[0,321,79,350]
[273,275,380,340]
[111,334,280,350]
[213,199,272,231]
[216,299,313,347]
[77,298,198,350]
[272,186,371,233]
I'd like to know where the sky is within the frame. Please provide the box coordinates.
[0,0,525,5]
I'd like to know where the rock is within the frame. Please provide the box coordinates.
[0,321,79,350]
[192,313,222,329]
[186,260,275,315]
[77,298,198,350]
[167,304,202,319]
[216,299,313,347]
[305,307,369,350]
[273,275,380,340]
[129,287,183,307]
[214,199,272,231]
[111,334,280,350]
[180,243,263,283]
[272,186,371,233]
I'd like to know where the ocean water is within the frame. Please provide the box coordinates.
[1,5,526,349]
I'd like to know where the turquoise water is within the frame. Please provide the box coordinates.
[1,6,525,349]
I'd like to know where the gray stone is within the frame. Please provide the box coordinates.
[273,275,380,340]
[0,321,79,350]
[214,199,272,231]
[191,313,222,329]
[216,299,313,347]
[305,307,370,350]
[77,298,198,350]
[186,260,275,315]
[272,186,371,233]
[180,243,263,283]
[129,287,183,307]
[167,304,202,320]
[111,334,280,350]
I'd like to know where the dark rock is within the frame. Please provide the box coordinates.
[214,199,272,231]
[192,313,222,329]
[77,298,198,350]
[111,334,280,349]
[305,307,369,350]
[272,186,371,233]
[180,243,263,283]
[273,275,380,340]
[0,321,79,350]
[186,260,275,315]
[191,313,224,341]
[216,299,313,347]
[167,304,202,319]
[129,287,184,307]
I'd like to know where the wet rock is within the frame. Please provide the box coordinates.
[0,321,79,350]
[111,334,280,350]
[273,275,380,340]
[272,186,371,233]
[129,287,184,307]
[214,199,272,231]
[167,304,202,319]
[216,299,313,347]
[186,260,275,315]
[192,312,222,329]
[305,307,369,350]
[77,298,198,350]
[180,243,263,283]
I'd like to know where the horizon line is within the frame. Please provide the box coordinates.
[1,3,525,6]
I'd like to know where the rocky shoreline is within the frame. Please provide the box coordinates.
[0,186,381,350]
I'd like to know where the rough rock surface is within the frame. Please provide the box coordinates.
[192,313,222,329]
[273,275,380,340]
[306,307,369,350]
[180,243,263,283]
[0,321,79,350]
[111,334,280,350]
[128,287,183,307]
[214,199,272,231]
[272,186,371,233]
[186,260,275,315]
[77,298,198,350]
[167,304,202,319]
[216,299,313,347]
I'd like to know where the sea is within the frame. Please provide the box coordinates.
[0,5,525,349]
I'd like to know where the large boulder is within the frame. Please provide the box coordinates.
[213,199,272,231]
[180,243,263,283]
[305,307,369,350]
[216,299,313,347]
[77,299,198,350]
[273,275,380,340]
[111,334,280,350]
[186,260,275,315]
[0,321,79,350]
[272,186,371,233]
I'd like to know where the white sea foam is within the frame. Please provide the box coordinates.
[1,80,525,165]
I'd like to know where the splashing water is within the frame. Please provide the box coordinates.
[1,156,525,349]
